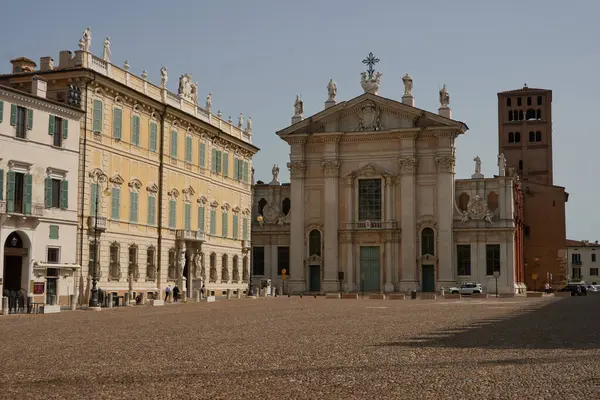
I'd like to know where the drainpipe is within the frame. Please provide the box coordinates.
[157,105,167,294]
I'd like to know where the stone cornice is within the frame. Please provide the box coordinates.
[0,88,84,119]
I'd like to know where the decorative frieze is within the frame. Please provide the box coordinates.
[322,160,340,177]
[398,156,417,174]
[435,155,455,173]
[287,161,306,179]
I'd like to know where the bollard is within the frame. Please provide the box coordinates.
[70,294,77,311]
[237,290,242,299]
[107,293,114,309]
[2,296,8,315]
[168,291,173,303]
[140,292,146,305]
[124,292,130,306]
[227,289,233,300]
[195,289,200,302]
[49,295,57,306]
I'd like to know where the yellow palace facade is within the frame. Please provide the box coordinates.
[0,31,258,300]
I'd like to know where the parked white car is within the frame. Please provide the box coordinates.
[448,283,483,295]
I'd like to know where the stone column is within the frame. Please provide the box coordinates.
[177,243,186,295]
[398,156,417,290]
[345,176,354,291]
[385,176,393,224]
[288,161,306,290]
[384,175,394,292]
[322,160,340,291]
[436,154,455,286]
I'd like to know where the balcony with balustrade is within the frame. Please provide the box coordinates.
[176,229,206,243]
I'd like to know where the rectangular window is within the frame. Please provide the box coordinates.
[111,187,121,219]
[591,268,599,276]
[93,100,103,132]
[197,206,205,232]
[199,143,206,168]
[210,209,216,234]
[89,242,99,273]
[146,247,155,280]
[147,195,156,225]
[223,152,229,177]
[49,115,67,147]
[277,246,290,275]
[47,247,60,263]
[238,159,244,181]
[90,183,99,215]
[149,121,158,152]
[233,157,239,181]
[169,199,176,228]
[485,244,501,276]
[572,253,581,264]
[456,245,471,276]
[358,179,382,221]
[517,97,522,106]
[537,96,542,106]
[216,151,222,174]
[131,115,140,146]
[112,107,122,140]
[170,130,178,158]
[129,192,139,223]
[51,178,61,208]
[243,161,249,183]
[44,177,68,209]
[252,247,265,275]
[185,135,193,162]
[184,203,191,230]
[211,148,217,173]
[233,215,239,240]
[222,212,228,238]
[243,217,248,240]
[49,225,59,240]
[592,253,597,263]
[11,105,28,138]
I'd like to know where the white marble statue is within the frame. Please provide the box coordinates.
[272,164,280,182]
[160,67,168,88]
[178,74,194,99]
[103,37,111,62]
[327,79,337,100]
[228,116,233,124]
[178,248,186,277]
[402,73,413,96]
[361,71,382,95]
[238,113,244,129]
[217,110,222,118]
[474,156,482,174]
[141,70,148,80]
[81,27,92,52]
[497,153,507,176]
[206,93,212,113]
[294,95,304,116]
[246,117,252,132]
[190,82,198,104]
[123,60,130,71]
[439,84,450,107]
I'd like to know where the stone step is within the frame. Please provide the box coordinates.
[419,293,437,300]
[368,294,385,300]
[387,294,406,300]
[341,293,359,299]
[325,293,341,299]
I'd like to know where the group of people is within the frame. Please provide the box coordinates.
[163,284,206,301]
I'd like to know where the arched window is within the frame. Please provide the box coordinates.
[109,242,121,281]
[508,132,514,143]
[421,228,435,256]
[458,193,469,211]
[258,198,267,215]
[526,109,536,120]
[309,230,321,256]
[535,131,542,142]
[209,253,217,282]
[282,198,291,215]
[508,110,513,121]
[221,254,229,282]
[514,132,521,143]
[168,248,176,280]
[536,109,542,119]
[529,131,535,142]
[146,246,156,281]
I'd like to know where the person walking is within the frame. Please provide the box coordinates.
[165,285,172,301]
[173,285,180,302]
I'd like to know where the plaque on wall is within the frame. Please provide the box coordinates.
[33,282,45,295]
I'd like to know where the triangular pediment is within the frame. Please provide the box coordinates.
[347,162,391,179]
[277,92,467,137]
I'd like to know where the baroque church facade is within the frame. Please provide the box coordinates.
[251,56,526,295]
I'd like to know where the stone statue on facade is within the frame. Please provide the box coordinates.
[271,164,280,183]
[246,117,252,133]
[294,95,304,116]
[497,153,507,176]
[238,113,244,129]
[472,156,483,179]
[361,71,382,95]
[160,67,168,88]
[356,100,383,131]
[190,82,199,104]
[178,248,186,277]
[103,37,111,62]
[439,84,450,107]
[206,93,212,113]
[178,74,195,100]
[402,73,413,96]
[141,70,148,80]
[81,27,92,52]
[251,167,255,184]
[217,110,222,119]
[193,250,202,279]
[327,79,337,100]
[123,60,130,71]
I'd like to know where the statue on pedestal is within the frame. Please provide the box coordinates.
[206,93,212,113]
[246,117,252,133]
[81,27,92,52]
[160,67,168,88]
[439,85,450,107]
[103,37,111,62]
[270,164,280,185]
[402,73,413,96]
[294,95,304,116]
[497,153,507,176]
[238,113,244,129]
[327,79,337,101]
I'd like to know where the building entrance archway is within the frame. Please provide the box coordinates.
[3,231,29,300]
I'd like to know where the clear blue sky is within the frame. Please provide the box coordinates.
[1,0,597,240]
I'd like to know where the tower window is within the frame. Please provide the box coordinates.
[529,131,535,142]
[535,131,542,142]
[508,132,515,143]
[518,110,524,121]
[537,96,542,105]
[507,98,512,107]
[536,109,542,119]
[527,96,532,106]
[526,109,536,120]
[508,110,513,121]
[517,97,522,106]
[514,132,521,143]
[518,160,523,170]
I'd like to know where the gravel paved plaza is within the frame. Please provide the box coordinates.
[0,295,599,399]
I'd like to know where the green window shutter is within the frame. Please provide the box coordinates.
[223,152,229,177]
[169,199,176,228]
[243,218,248,240]
[233,157,239,181]
[132,115,140,146]
[6,171,15,213]
[0,169,4,201]
[200,143,206,168]
[0,100,4,122]
[62,119,68,139]
[111,188,120,219]
[44,176,53,208]
[10,104,17,126]
[185,136,192,162]
[184,203,191,230]
[210,209,216,234]
[24,174,32,214]
[49,225,59,240]
[113,108,122,140]
[147,196,155,225]
[26,109,33,130]
[216,151,222,174]
[93,100,103,132]
[90,183,98,215]
[237,160,243,180]
[198,206,205,232]
[130,192,138,223]
[243,161,249,183]
[170,130,178,158]
[222,212,228,238]
[149,122,157,152]
[211,148,217,172]
[233,215,239,240]
[48,115,55,135]
[60,179,68,209]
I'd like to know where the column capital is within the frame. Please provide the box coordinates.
[344,176,354,188]
[435,155,456,173]
[322,160,341,177]
[384,175,396,186]
[287,161,306,179]
[398,156,417,174]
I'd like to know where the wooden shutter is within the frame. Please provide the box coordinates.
[10,104,17,126]
[170,130,178,158]
[184,203,191,230]
[149,122,157,152]
[185,136,192,162]
[93,100,103,132]
[132,115,140,145]
[111,188,120,219]
[26,109,33,130]
[233,215,239,240]
[60,180,69,209]
[198,206,205,232]
[147,196,155,225]
[233,157,239,180]
[200,143,206,167]
[24,174,32,214]
[90,183,98,215]
[243,161,249,183]
[62,119,68,139]
[48,115,55,135]
[0,169,4,201]
[113,108,122,139]
[44,176,53,208]
[222,212,228,238]
[211,148,217,172]
[0,100,4,122]
[6,171,15,213]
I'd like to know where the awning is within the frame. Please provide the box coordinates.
[33,262,81,269]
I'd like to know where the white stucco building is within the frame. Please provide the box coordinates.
[0,77,84,306]
[566,239,600,284]
[250,57,524,295]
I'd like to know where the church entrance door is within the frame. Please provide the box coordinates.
[360,246,380,292]
[422,265,435,292]
[309,265,320,292]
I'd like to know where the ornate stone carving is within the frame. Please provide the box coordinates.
[439,85,450,107]
[345,176,354,188]
[327,79,337,101]
[270,164,280,185]
[384,175,395,187]
[238,113,244,129]
[322,160,340,177]
[402,73,413,96]
[128,179,142,191]
[294,95,304,117]
[206,93,212,113]
[436,155,455,173]
[109,174,124,185]
[398,157,417,174]
[178,74,197,103]
[168,188,180,199]
[81,27,92,52]
[356,100,383,131]
[361,71,382,95]
[263,204,279,224]
[455,195,494,224]
[287,161,306,179]
[103,37,111,62]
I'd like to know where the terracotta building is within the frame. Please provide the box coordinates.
[497,86,568,289]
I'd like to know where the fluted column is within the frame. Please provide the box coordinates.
[436,154,455,286]
[345,176,354,291]
[398,156,417,289]
[322,160,340,291]
[288,161,306,289]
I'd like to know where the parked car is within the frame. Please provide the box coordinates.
[559,284,587,296]
[448,283,483,295]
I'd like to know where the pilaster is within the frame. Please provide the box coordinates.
[435,154,455,284]
[345,176,354,291]
[322,160,340,289]
[287,160,306,288]
[398,156,417,286]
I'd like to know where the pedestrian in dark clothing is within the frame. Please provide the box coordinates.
[173,285,180,302]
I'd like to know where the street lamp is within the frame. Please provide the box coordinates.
[89,171,111,308]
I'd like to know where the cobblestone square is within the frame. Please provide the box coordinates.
[0,296,598,399]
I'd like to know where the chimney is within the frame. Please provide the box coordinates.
[31,75,47,99]
[10,57,36,74]
[39,57,54,71]
[58,50,73,69]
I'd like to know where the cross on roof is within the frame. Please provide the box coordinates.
[362,52,380,78]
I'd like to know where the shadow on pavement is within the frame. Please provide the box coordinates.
[377,296,600,350]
